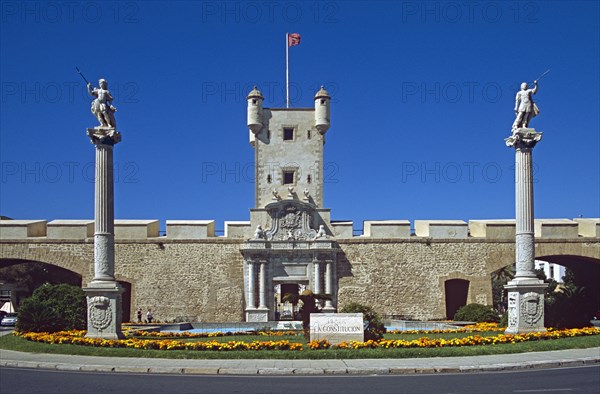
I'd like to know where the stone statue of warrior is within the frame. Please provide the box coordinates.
[512,80,539,131]
[88,79,117,128]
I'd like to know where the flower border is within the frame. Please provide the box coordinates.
[13,324,599,352]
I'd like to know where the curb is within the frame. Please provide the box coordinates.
[1,357,598,376]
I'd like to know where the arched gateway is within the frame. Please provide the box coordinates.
[241,201,338,322]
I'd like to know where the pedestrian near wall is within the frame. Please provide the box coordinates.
[146,309,154,324]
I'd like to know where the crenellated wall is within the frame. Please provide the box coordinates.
[1,218,598,322]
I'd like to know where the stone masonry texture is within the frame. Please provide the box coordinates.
[1,238,597,322]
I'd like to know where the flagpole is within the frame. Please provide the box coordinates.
[286,32,289,108]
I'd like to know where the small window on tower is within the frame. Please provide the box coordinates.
[283,171,294,185]
[252,99,257,104]
[307,175,312,184]
[307,130,311,139]
[267,174,272,183]
[320,99,325,105]
[283,127,294,141]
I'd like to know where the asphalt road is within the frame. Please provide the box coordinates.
[1,365,599,394]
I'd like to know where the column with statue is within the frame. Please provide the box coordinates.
[80,71,125,339]
[504,74,549,334]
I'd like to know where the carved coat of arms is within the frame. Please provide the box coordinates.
[520,292,544,325]
[264,201,317,241]
[88,296,113,330]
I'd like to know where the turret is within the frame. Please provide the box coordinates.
[247,86,264,135]
[314,86,330,134]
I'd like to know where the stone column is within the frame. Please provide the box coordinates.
[504,128,547,334]
[84,127,124,340]
[247,260,256,309]
[245,258,268,322]
[93,143,116,281]
[514,135,536,279]
[258,261,267,309]
[313,258,322,295]
[323,259,335,312]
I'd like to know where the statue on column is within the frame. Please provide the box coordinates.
[512,80,539,132]
[88,79,117,128]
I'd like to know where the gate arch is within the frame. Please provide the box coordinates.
[536,254,600,310]
[0,246,90,279]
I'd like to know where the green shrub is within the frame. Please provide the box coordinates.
[545,286,594,328]
[16,283,86,332]
[339,302,386,341]
[453,303,499,323]
[15,298,60,332]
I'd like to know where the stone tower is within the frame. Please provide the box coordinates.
[247,86,330,208]
[241,86,338,322]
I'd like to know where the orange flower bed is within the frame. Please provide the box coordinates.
[386,322,505,335]
[323,327,600,350]
[13,325,599,352]
[130,330,298,338]
[14,330,303,351]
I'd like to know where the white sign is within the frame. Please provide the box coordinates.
[309,313,364,345]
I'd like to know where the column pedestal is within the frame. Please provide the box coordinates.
[504,128,547,334]
[246,308,269,322]
[84,127,124,339]
[504,279,547,334]
[84,281,125,339]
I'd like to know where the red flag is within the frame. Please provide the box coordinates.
[288,33,301,47]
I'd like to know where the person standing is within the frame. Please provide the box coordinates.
[146,309,154,324]
[137,308,142,323]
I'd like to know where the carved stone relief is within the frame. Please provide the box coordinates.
[264,202,317,241]
[520,292,544,325]
[88,295,112,330]
[507,293,518,327]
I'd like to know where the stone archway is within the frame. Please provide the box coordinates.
[276,282,302,320]
[0,245,90,280]
[0,258,84,307]
[487,253,600,319]
[536,255,600,310]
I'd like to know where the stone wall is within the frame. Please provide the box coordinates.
[1,218,598,322]
[114,240,245,322]
[336,239,510,320]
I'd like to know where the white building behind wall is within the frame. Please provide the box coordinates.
[534,260,566,283]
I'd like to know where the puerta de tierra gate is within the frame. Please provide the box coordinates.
[0,84,598,326]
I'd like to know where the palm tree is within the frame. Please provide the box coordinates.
[491,265,515,283]
[491,265,515,312]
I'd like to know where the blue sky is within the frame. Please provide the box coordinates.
[1,1,599,233]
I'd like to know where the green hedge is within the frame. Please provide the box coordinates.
[453,303,499,323]
[16,284,86,332]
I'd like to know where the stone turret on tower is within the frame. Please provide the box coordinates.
[247,86,264,134]
[314,86,330,134]
[246,86,332,210]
